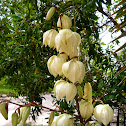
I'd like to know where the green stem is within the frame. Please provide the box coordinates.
[75,95,84,125]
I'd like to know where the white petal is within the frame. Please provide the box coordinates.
[76,61,85,83]
[72,32,81,45]
[57,15,72,29]
[54,80,67,100]
[62,61,70,78]
[68,60,80,83]
[54,56,66,76]
[43,30,50,46]
[55,34,62,52]
[65,82,77,102]
[94,104,103,123]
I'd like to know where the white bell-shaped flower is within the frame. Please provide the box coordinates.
[57,15,72,29]
[51,114,74,126]
[55,29,81,55]
[83,82,92,103]
[62,60,85,83]
[94,104,113,126]
[54,80,77,103]
[47,55,66,77]
[79,100,94,119]
[46,7,55,21]
[43,29,58,48]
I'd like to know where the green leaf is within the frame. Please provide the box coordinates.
[114,65,126,78]
[112,0,126,9]
[118,76,126,86]
[7,41,14,45]
[112,4,126,16]
[101,42,106,45]
[10,15,21,20]
[114,43,126,53]
[115,9,126,19]
[111,31,126,42]
[5,34,14,38]
[113,20,126,33]
[6,24,14,30]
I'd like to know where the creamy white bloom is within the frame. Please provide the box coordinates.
[55,29,81,55]
[79,100,94,119]
[57,15,72,29]
[47,55,66,77]
[94,104,113,126]
[54,80,77,103]
[62,60,85,83]
[83,82,92,103]
[43,29,58,48]
[51,114,74,126]
[46,7,55,21]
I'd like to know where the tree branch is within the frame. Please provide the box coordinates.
[96,6,124,33]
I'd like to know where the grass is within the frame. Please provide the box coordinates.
[0,77,16,95]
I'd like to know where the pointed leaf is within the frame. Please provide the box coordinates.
[113,20,126,33]
[115,9,126,19]
[114,43,126,53]
[6,24,14,31]
[114,65,126,78]
[111,31,126,42]
[118,76,126,86]
[112,4,126,16]
[112,0,126,9]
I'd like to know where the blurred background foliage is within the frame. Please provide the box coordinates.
[0,0,125,120]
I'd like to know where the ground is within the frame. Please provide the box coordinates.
[0,93,125,126]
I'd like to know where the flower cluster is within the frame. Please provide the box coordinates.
[42,7,114,126]
[43,7,85,105]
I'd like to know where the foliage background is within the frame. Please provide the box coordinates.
[0,0,125,122]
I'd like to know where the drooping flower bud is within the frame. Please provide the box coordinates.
[49,111,55,126]
[22,106,31,126]
[18,107,25,124]
[51,114,74,126]
[12,112,18,126]
[62,60,85,83]
[54,80,77,103]
[0,102,8,120]
[79,100,94,119]
[47,55,66,77]
[94,104,113,126]
[83,82,92,103]
[46,7,56,21]
[43,29,58,48]
[57,15,72,29]
[77,86,83,98]
[85,121,101,126]
[55,29,80,55]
